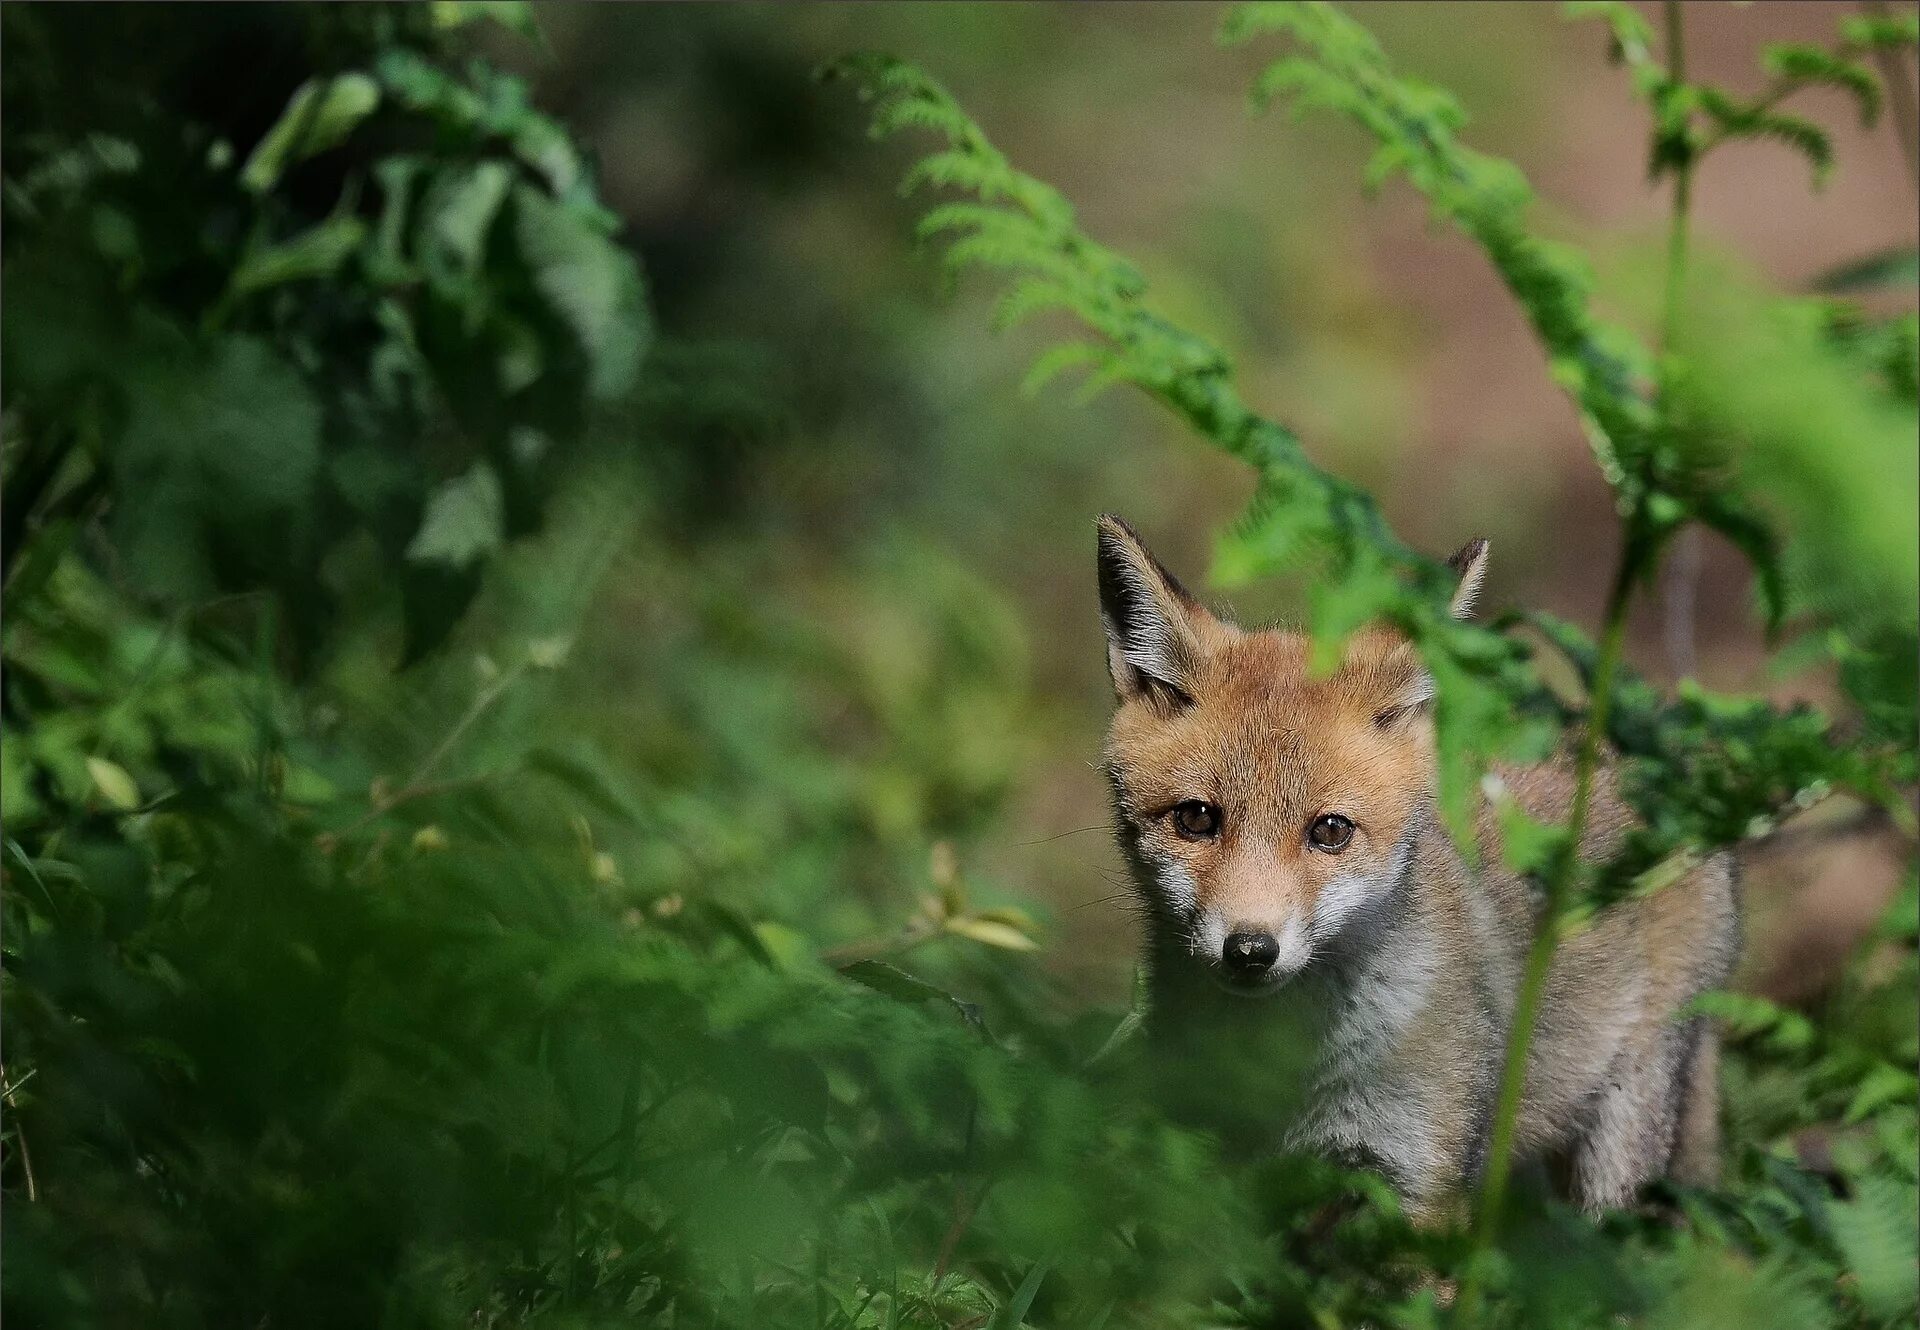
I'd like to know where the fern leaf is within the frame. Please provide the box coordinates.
[835,40,1654,855]
[1223,1,1658,499]
[1018,341,1108,396]
[1762,43,1882,127]
[1563,0,1659,68]
[1827,1174,1920,1319]
[994,278,1086,333]
[1840,11,1920,52]
[899,148,1012,200]
[915,200,1033,241]
[1747,109,1836,187]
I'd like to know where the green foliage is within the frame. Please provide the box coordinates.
[1567,0,1919,189]
[1,2,650,664]
[3,4,1915,1330]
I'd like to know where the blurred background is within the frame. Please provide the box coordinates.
[485,1,1918,1003]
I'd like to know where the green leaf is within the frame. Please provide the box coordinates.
[944,916,1039,951]
[1744,110,1834,185]
[1813,246,1919,294]
[510,184,651,398]
[1,732,44,828]
[1563,1,1660,71]
[840,960,957,1006]
[240,73,381,194]
[1840,11,1920,52]
[694,900,777,967]
[419,162,514,278]
[229,215,368,296]
[406,464,505,569]
[112,334,324,599]
[1828,1175,1920,1318]
[428,0,542,40]
[1843,1062,1919,1124]
[524,745,646,826]
[85,756,140,811]
[988,1263,1049,1330]
[1761,43,1880,126]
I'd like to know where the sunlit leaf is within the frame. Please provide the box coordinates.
[240,73,381,194]
[84,756,140,811]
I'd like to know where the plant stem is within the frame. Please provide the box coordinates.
[1862,1,1920,192]
[818,916,944,968]
[1,1062,39,1203]
[1657,0,1701,681]
[1455,564,1634,1326]
[1658,0,1694,384]
[1457,11,1693,1321]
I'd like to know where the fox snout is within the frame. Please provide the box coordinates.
[1186,868,1317,991]
[1214,918,1310,992]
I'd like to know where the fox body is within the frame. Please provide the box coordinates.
[1096,515,1738,1221]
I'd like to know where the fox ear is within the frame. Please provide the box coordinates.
[1096,514,1209,709]
[1446,538,1490,619]
[1370,641,1437,730]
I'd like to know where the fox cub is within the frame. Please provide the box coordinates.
[1096,515,1738,1222]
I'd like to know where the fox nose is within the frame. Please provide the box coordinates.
[1222,930,1280,978]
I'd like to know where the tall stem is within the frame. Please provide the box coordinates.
[1657,0,1701,680]
[1456,7,1691,1323]
[1454,565,1635,1327]
[1862,0,1920,192]
[1658,0,1695,387]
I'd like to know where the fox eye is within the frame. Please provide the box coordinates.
[1308,814,1355,852]
[1170,800,1221,840]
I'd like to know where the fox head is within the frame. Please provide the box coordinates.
[1097,514,1488,995]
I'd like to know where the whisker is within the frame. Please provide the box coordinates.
[1015,824,1110,847]
[1067,891,1136,912]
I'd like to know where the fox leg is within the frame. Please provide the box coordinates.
[1666,1019,1721,1187]
[1567,1018,1698,1213]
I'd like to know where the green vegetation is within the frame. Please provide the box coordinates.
[3,3,1914,1327]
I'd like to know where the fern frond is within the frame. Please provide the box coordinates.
[899,148,1014,200]
[832,19,1893,881]
[1840,10,1920,52]
[825,46,1545,841]
[993,278,1088,333]
[1224,1,1658,503]
[1754,110,1836,185]
[915,201,1035,241]
[1017,341,1109,396]
[1698,87,1837,186]
[1762,43,1882,127]
[1562,0,1658,67]
[827,51,1408,567]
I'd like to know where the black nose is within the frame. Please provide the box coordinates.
[1223,930,1279,976]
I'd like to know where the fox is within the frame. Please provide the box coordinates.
[1095,514,1739,1223]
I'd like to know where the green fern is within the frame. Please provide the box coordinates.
[1696,85,1837,186]
[1568,1,1920,191]
[1225,3,1658,510]
[825,48,1556,843]
[1760,43,1882,127]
